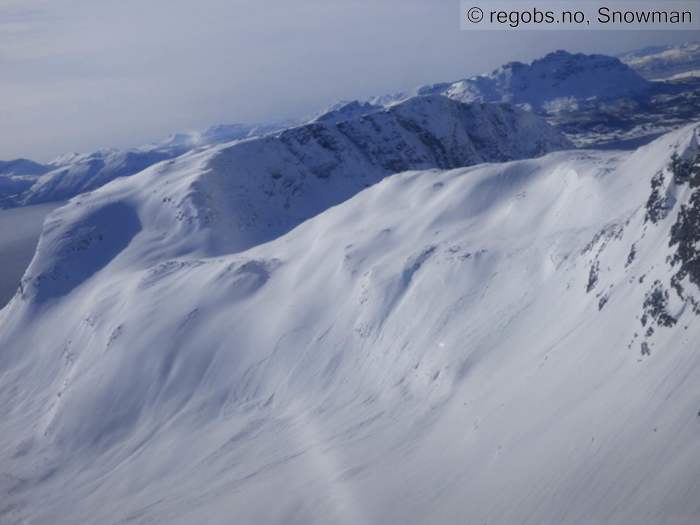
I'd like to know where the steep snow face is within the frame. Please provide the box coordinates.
[367,51,652,112]
[0,202,62,308]
[620,41,700,80]
[1,122,700,524]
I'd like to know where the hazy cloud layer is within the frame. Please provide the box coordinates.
[1,0,693,160]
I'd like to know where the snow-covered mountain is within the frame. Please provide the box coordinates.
[1,121,296,209]
[308,50,665,149]
[1,94,700,524]
[16,147,190,207]
[3,98,566,210]
[360,50,652,113]
[0,160,50,204]
[620,41,700,80]
[320,50,699,149]
[0,159,49,177]
[4,48,698,210]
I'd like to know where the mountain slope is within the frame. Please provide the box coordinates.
[1,120,699,524]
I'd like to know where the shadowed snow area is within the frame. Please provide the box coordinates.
[1,116,700,524]
[0,202,63,308]
[26,202,142,302]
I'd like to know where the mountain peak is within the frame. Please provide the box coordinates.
[476,51,651,109]
[367,51,652,114]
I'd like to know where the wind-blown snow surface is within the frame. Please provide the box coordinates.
[2,122,700,524]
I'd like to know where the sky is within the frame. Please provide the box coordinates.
[1,0,695,161]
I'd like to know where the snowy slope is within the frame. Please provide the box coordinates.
[620,41,700,80]
[1,117,700,524]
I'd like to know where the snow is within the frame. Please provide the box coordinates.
[356,50,652,113]
[0,160,50,206]
[312,101,382,125]
[1,122,296,209]
[0,202,62,308]
[0,159,49,177]
[326,50,691,151]
[2,47,694,210]
[620,41,700,80]
[668,70,700,80]
[1,110,700,524]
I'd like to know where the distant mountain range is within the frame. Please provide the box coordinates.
[619,41,700,80]
[0,121,295,208]
[323,48,700,150]
[2,46,700,208]
[377,50,653,111]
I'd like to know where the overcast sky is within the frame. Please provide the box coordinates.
[1,0,694,161]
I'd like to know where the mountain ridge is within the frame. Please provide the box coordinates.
[15,96,572,271]
[3,48,697,208]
